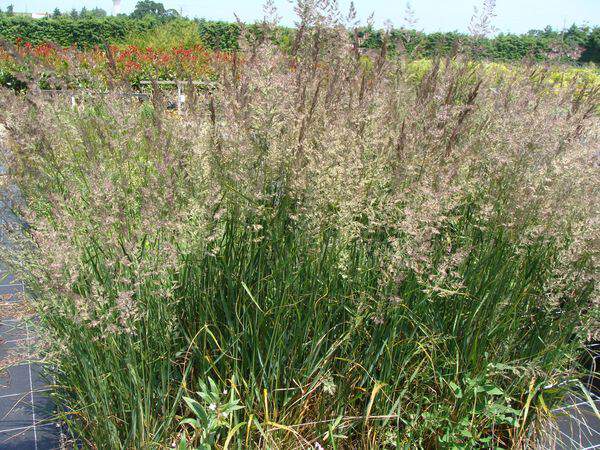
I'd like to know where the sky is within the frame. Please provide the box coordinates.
[5,0,600,34]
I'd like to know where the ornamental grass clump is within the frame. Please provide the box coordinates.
[0,3,599,448]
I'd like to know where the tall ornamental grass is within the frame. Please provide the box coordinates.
[1,6,599,449]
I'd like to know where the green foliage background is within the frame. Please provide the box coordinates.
[1,15,599,64]
[0,16,159,47]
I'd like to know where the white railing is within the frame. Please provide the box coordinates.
[38,80,216,109]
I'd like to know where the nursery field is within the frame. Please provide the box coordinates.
[0,5,599,450]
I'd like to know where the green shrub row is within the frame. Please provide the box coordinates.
[0,16,159,47]
[1,15,599,64]
[361,25,600,64]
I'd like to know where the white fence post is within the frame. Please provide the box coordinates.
[177,81,182,110]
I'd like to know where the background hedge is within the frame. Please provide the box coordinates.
[1,15,598,64]
[0,16,158,47]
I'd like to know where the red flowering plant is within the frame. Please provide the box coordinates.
[0,38,103,90]
[106,44,213,85]
[1,18,227,90]
[1,38,219,91]
[0,39,41,89]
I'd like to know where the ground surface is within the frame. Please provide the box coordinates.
[0,270,62,449]
[542,383,600,449]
